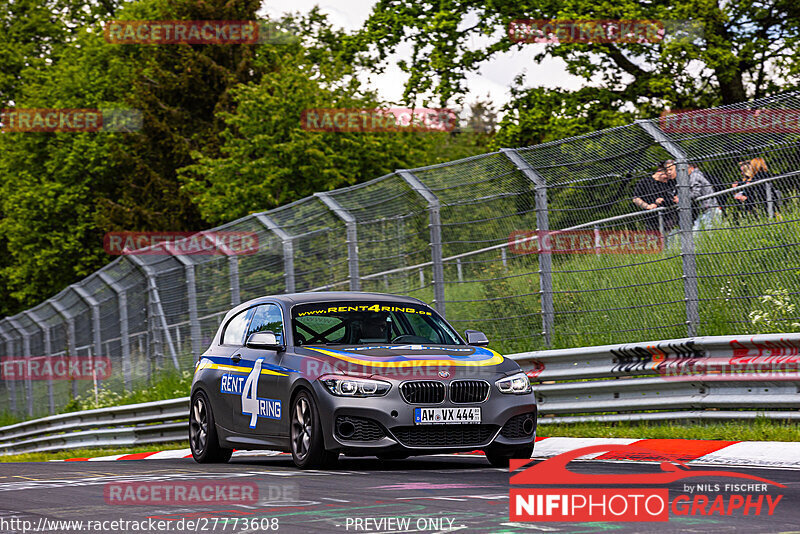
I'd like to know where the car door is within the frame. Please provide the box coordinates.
[215,307,255,432]
[232,303,288,437]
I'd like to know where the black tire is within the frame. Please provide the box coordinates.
[290,390,338,469]
[485,445,533,468]
[190,390,233,463]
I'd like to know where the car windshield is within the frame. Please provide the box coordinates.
[291,301,463,346]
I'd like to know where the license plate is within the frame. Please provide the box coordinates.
[414,407,481,425]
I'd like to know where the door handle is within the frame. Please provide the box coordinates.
[231,354,241,363]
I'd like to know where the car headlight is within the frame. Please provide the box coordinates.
[495,371,532,394]
[321,376,391,397]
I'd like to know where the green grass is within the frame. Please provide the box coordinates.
[0,441,189,463]
[539,419,800,442]
[60,368,193,413]
[414,202,800,355]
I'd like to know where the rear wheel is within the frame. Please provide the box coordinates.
[485,445,533,468]
[190,391,233,463]
[290,390,338,469]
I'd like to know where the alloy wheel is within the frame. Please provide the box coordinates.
[291,397,312,460]
[190,396,208,455]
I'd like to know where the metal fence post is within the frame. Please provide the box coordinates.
[255,213,296,293]
[6,317,33,417]
[0,323,16,414]
[125,256,180,370]
[71,284,103,369]
[766,182,774,218]
[24,310,54,414]
[501,148,554,347]
[637,120,700,337]
[49,299,78,399]
[164,252,201,360]
[97,272,132,390]
[397,170,446,317]
[228,254,241,307]
[315,192,360,291]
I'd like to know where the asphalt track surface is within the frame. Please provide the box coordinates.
[1,454,799,534]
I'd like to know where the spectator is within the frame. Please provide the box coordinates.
[732,159,767,216]
[632,165,678,232]
[688,162,722,230]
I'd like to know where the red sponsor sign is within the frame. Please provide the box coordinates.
[104,21,259,44]
[511,488,669,521]
[104,481,258,505]
[510,444,785,522]
[508,20,664,43]
[300,108,458,132]
[660,109,800,133]
[509,230,663,254]
[103,231,259,255]
[0,356,111,381]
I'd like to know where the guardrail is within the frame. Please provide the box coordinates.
[1,332,798,454]
[511,333,800,424]
[0,397,189,454]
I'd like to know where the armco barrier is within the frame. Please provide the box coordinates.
[0,397,189,454]
[512,332,800,424]
[1,332,799,454]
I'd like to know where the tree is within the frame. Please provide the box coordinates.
[180,11,470,223]
[354,0,800,129]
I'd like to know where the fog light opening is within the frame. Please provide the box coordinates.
[522,417,535,435]
[337,421,356,439]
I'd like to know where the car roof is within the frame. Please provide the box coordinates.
[239,291,427,308]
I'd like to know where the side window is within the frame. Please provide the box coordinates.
[222,309,251,346]
[247,304,284,345]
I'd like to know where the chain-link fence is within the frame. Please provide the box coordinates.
[3,92,800,419]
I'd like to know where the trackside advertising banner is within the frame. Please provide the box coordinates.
[509,444,785,523]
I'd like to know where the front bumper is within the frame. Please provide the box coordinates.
[311,380,537,455]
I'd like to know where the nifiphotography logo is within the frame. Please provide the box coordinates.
[510,444,784,522]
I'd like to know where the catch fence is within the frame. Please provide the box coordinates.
[2,92,800,418]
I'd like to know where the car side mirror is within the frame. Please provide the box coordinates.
[246,331,284,351]
[465,329,489,346]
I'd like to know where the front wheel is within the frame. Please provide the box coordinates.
[189,391,233,463]
[290,390,338,469]
[485,445,533,468]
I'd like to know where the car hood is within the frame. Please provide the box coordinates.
[295,344,519,379]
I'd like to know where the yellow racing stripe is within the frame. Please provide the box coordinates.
[195,359,286,376]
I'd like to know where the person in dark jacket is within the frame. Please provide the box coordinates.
[632,165,678,232]
[732,159,767,216]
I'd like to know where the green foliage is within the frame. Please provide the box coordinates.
[541,417,800,442]
[0,442,189,462]
[62,369,192,412]
[441,203,800,355]
[355,0,800,137]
